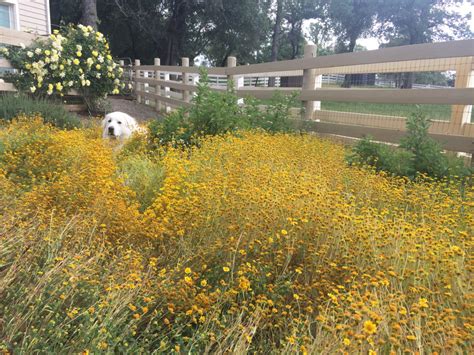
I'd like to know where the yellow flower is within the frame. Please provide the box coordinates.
[95,64,101,70]
[343,338,351,346]
[223,266,230,272]
[44,49,51,56]
[200,279,207,287]
[281,229,288,235]
[293,293,300,300]
[406,335,417,341]
[363,320,377,335]
[184,267,192,274]
[418,297,429,308]
[76,51,82,57]
[92,50,99,57]
[73,58,80,65]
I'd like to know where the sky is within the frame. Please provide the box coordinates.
[303,0,474,50]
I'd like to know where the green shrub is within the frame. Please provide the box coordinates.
[347,137,416,177]
[347,111,472,180]
[149,70,295,147]
[0,93,80,129]
[244,93,297,133]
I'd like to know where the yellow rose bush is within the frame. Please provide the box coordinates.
[0,118,472,353]
[0,25,123,99]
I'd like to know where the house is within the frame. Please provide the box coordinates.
[0,0,50,35]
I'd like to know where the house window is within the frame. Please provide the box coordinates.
[0,3,12,29]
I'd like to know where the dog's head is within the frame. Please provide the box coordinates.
[102,112,137,140]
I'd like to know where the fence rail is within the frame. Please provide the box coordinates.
[127,39,474,155]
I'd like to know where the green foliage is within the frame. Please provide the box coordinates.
[0,93,80,129]
[347,111,472,180]
[243,93,297,133]
[0,24,124,104]
[347,137,416,177]
[149,71,296,147]
[118,154,165,212]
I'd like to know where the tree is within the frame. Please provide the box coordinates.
[201,0,271,66]
[80,0,99,29]
[321,0,378,87]
[377,0,473,88]
[268,0,284,86]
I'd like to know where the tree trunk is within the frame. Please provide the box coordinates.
[341,37,357,88]
[80,0,98,29]
[268,0,283,87]
[164,0,188,65]
[401,72,415,89]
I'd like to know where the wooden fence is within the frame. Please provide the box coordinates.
[128,39,474,155]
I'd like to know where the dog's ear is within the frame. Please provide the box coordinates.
[124,115,137,130]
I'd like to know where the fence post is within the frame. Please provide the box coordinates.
[192,73,200,98]
[154,58,162,112]
[227,56,244,104]
[302,45,317,120]
[182,57,190,103]
[164,72,170,113]
[449,56,474,134]
[227,56,237,90]
[134,59,141,104]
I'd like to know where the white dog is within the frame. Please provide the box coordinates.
[102,112,140,141]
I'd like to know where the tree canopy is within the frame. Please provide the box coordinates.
[50,0,473,65]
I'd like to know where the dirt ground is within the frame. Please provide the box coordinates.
[107,96,162,122]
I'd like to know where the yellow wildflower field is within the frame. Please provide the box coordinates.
[0,117,472,354]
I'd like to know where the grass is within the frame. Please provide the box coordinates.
[0,117,472,353]
[256,98,473,122]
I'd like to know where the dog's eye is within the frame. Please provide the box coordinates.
[118,121,122,124]
[108,119,111,123]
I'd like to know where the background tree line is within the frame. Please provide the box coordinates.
[51,0,472,70]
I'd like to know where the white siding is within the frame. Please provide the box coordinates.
[18,0,49,34]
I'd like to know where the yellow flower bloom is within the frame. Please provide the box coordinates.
[418,297,429,308]
[363,320,377,335]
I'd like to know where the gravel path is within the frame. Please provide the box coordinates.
[107,96,163,122]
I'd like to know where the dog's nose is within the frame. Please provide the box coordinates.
[108,126,114,135]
